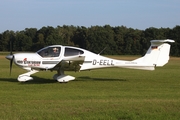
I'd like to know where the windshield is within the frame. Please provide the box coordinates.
[37,47,61,57]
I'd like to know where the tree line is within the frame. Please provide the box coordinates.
[0,25,179,56]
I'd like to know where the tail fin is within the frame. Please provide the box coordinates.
[133,39,174,67]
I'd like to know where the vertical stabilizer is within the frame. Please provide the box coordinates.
[133,39,174,67]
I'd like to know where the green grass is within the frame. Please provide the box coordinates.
[0,55,180,120]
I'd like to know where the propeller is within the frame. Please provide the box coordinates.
[6,40,14,75]
[9,55,14,75]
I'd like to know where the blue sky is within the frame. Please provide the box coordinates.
[0,0,179,32]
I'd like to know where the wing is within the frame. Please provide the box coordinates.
[52,55,85,72]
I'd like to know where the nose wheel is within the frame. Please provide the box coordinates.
[18,69,39,82]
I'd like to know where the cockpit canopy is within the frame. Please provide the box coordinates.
[37,46,84,58]
[37,46,61,57]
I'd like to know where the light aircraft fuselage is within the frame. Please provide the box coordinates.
[6,39,174,82]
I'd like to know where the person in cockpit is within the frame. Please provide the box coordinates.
[52,47,59,57]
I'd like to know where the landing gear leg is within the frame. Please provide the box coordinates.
[53,67,75,83]
[18,69,39,82]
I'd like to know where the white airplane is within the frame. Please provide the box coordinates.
[6,39,174,82]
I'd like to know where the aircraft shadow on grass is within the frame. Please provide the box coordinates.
[0,76,127,84]
[0,76,57,84]
[0,78,18,83]
[76,76,127,82]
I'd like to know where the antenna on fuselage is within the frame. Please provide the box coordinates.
[98,47,107,55]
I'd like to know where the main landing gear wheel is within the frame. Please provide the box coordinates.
[53,74,75,83]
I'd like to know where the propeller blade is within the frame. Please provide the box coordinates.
[9,39,13,75]
[10,55,14,75]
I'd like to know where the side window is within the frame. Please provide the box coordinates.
[64,48,84,57]
[37,47,61,57]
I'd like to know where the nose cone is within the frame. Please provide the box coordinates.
[6,54,14,60]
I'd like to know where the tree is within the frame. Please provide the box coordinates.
[0,25,179,56]
[72,26,88,48]
[31,33,45,51]
[86,25,116,55]
[169,25,180,56]
[113,26,126,54]
[14,32,32,51]
[0,30,15,51]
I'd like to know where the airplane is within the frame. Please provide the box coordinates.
[6,39,174,83]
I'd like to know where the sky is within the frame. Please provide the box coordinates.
[0,0,179,33]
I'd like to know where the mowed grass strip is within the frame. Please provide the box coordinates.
[0,55,180,120]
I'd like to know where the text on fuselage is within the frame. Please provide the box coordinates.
[92,59,114,66]
[17,58,41,66]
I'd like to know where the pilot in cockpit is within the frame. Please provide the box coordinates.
[53,47,59,57]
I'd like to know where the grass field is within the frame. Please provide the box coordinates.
[0,55,180,120]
